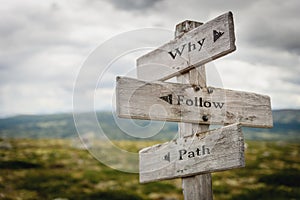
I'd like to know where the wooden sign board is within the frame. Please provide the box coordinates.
[137,12,236,81]
[116,76,273,128]
[139,123,244,183]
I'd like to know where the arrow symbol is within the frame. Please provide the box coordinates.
[159,94,173,105]
[213,30,224,42]
[163,152,170,162]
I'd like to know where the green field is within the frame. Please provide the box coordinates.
[0,139,299,200]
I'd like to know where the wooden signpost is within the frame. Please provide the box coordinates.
[116,76,273,128]
[137,12,236,81]
[139,123,244,183]
[115,11,273,200]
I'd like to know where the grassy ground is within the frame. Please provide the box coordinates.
[0,138,299,200]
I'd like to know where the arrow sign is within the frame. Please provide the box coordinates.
[139,123,244,183]
[213,30,225,42]
[162,152,170,162]
[116,76,273,128]
[159,94,172,104]
[137,12,236,81]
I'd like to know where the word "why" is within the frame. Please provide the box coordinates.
[167,30,225,59]
[168,38,205,59]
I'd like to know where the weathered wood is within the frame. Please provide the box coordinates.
[137,12,236,81]
[175,21,213,199]
[116,76,273,128]
[182,174,212,200]
[178,67,213,200]
[175,20,203,39]
[139,123,245,183]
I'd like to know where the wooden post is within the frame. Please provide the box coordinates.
[117,12,272,199]
[175,20,213,200]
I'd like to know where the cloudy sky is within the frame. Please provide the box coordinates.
[1,0,300,117]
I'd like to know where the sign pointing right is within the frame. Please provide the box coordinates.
[213,30,225,42]
[137,12,236,81]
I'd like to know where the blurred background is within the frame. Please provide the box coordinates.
[0,0,299,199]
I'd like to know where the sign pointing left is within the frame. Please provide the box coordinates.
[162,152,170,162]
[139,123,244,183]
[160,94,172,104]
[116,76,273,128]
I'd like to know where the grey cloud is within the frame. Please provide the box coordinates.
[0,6,78,49]
[195,0,254,11]
[1,0,300,116]
[235,44,300,68]
[0,1,97,57]
[0,1,93,94]
[242,21,300,55]
[108,0,163,11]
[238,0,300,55]
[283,76,300,87]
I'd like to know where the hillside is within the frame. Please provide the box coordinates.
[243,109,300,141]
[0,110,299,141]
[0,112,177,140]
[0,139,299,199]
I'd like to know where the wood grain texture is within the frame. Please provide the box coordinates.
[182,174,212,200]
[178,67,213,200]
[116,76,273,128]
[175,22,213,200]
[137,12,236,81]
[139,123,245,183]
